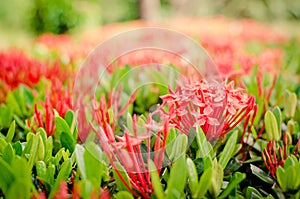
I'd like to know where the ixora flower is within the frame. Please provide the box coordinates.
[90,88,175,199]
[27,96,55,136]
[262,134,300,178]
[0,50,44,89]
[27,80,72,136]
[159,78,257,140]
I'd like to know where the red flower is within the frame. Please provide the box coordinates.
[89,89,173,199]
[159,78,256,140]
[262,134,300,178]
[27,96,55,136]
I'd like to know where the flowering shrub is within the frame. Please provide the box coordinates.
[0,17,300,199]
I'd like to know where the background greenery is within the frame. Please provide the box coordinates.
[0,0,299,44]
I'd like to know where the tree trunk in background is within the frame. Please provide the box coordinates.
[140,0,160,22]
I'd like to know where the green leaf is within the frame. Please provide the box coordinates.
[55,116,71,137]
[0,158,15,193]
[250,164,274,184]
[13,141,23,156]
[276,166,287,191]
[53,148,64,167]
[6,92,22,116]
[60,131,75,153]
[49,158,72,198]
[36,161,47,180]
[27,134,40,170]
[166,155,187,199]
[6,120,15,142]
[219,131,238,169]
[208,159,223,198]
[218,172,246,199]
[37,128,47,147]
[246,187,263,199]
[64,110,74,127]
[126,112,134,134]
[2,143,15,164]
[0,137,8,154]
[84,142,105,188]
[195,166,213,198]
[56,158,72,182]
[114,191,134,199]
[75,144,86,179]
[45,136,53,162]
[186,158,198,196]
[195,126,213,159]
[264,110,280,141]
[46,164,56,185]
[37,133,45,160]
[11,157,31,188]
[168,134,188,161]
[165,128,177,157]
[284,92,297,118]
[149,160,165,199]
[272,106,282,134]
[6,180,30,199]
[0,105,13,129]
[64,110,77,139]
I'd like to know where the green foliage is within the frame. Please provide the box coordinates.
[276,155,300,192]
[30,0,81,34]
[218,131,239,169]
[264,110,281,141]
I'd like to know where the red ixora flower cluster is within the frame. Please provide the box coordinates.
[86,77,257,198]
[262,134,300,178]
[0,50,73,90]
[88,89,173,199]
[27,81,73,137]
[159,78,257,140]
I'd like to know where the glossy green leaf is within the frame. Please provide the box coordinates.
[219,131,238,169]
[208,159,223,198]
[149,161,165,199]
[6,120,15,142]
[168,134,188,161]
[46,163,56,184]
[0,137,8,154]
[84,142,104,188]
[166,155,187,199]
[27,135,40,170]
[246,187,263,199]
[218,172,246,199]
[49,158,72,198]
[13,141,22,156]
[6,180,30,199]
[284,92,297,118]
[0,158,15,193]
[195,126,213,159]
[264,110,280,141]
[55,116,71,137]
[195,166,213,198]
[250,164,274,184]
[186,158,198,196]
[2,143,15,164]
[0,105,13,129]
[75,144,86,179]
[37,134,45,160]
[45,136,53,162]
[60,131,75,153]
[36,161,47,180]
[114,191,134,199]
[272,106,282,134]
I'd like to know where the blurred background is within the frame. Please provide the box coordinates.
[0,0,299,48]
